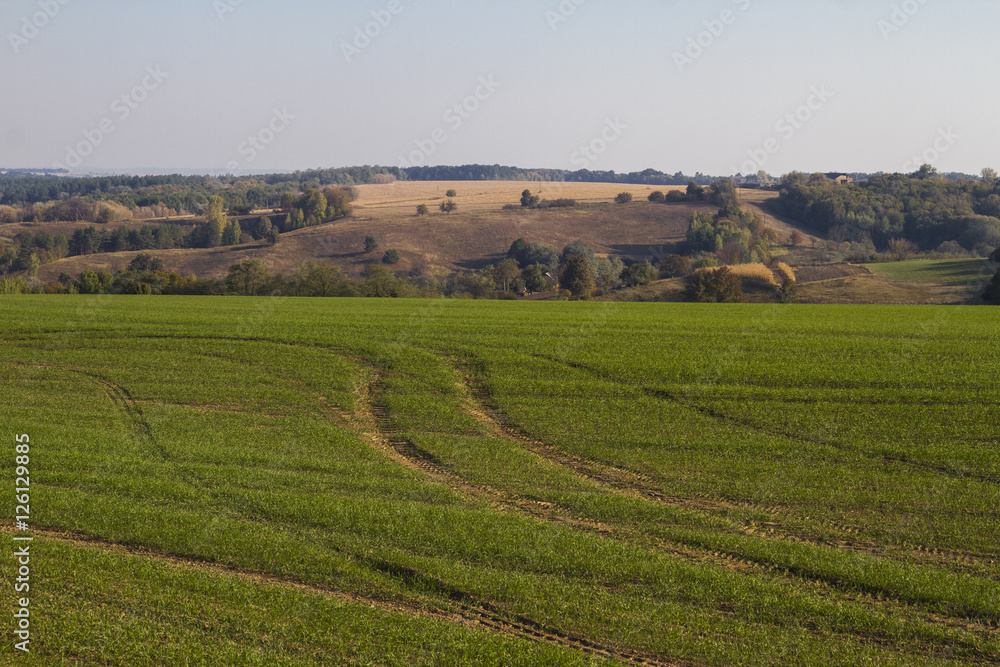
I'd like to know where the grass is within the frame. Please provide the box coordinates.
[868,258,992,286]
[1,296,999,665]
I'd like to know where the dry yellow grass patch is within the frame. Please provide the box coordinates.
[775,262,796,283]
[696,263,778,285]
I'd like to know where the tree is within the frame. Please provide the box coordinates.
[128,254,163,273]
[559,254,594,297]
[686,181,705,200]
[626,261,656,287]
[659,255,692,278]
[685,267,743,303]
[440,199,457,214]
[445,189,457,198]
[365,235,379,253]
[520,189,540,208]
[294,261,345,297]
[221,219,241,246]
[593,257,625,292]
[559,242,595,270]
[983,168,997,187]
[615,192,633,204]
[266,227,281,246]
[225,260,271,296]
[495,258,521,293]
[522,263,548,292]
[888,237,917,262]
[206,196,227,248]
[790,229,805,247]
[508,239,559,272]
[648,191,666,203]
[382,249,400,265]
[416,204,429,216]
[253,216,273,240]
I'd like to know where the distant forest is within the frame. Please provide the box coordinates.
[774,167,1000,254]
[0,165,722,208]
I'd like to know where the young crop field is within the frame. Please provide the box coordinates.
[2,297,999,666]
[869,259,993,286]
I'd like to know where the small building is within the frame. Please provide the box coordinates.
[825,173,854,185]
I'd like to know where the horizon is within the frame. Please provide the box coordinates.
[2,1,998,176]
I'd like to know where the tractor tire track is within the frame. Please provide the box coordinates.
[462,355,1000,580]
[533,353,1000,487]
[67,369,168,461]
[1,525,687,667]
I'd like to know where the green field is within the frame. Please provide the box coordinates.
[869,259,992,286]
[2,297,999,666]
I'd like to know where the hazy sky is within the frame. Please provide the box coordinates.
[1,0,997,176]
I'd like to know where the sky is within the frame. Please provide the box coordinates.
[1,0,997,177]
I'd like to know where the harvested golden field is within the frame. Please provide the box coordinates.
[352,180,684,218]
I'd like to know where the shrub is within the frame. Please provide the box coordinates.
[445,189,457,198]
[382,249,400,265]
[416,205,429,216]
[685,267,743,303]
[615,192,634,205]
[648,191,666,203]
[365,235,379,253]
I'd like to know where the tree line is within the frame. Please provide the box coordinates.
[773,168,1000,255]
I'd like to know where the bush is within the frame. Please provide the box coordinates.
[382,249,400,265]
[520,190,540,209]
[365,235,380,253]
[416,204,429,216]
[659,255,692,278]
[777,278,798,304]
[648,191,666,203]
[445,189,457,198]
[685,267,744,303]
[665,190,687,203]
[615,192,633,205]
[537,199,576,209]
